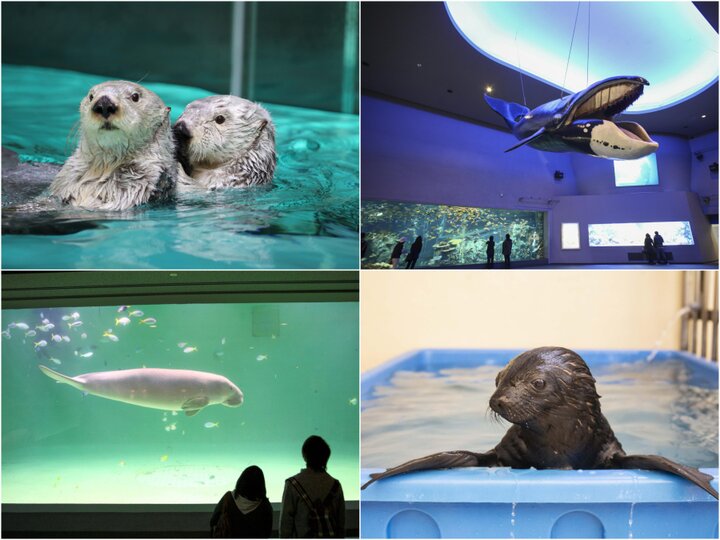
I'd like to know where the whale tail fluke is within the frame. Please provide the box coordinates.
[484,94,529,130]
[39,365,84,391]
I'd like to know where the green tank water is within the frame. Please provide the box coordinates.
[2,301,359,504]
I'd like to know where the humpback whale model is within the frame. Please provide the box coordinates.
[484,76,659,160]
[39,365,243,416]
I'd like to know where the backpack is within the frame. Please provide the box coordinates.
[211,491,234,538]
[288,477,341,538]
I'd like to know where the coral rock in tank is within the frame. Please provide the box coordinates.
[361,201,545,268]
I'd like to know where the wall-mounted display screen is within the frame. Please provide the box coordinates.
[614,154,659,187]
[561,223,581,249]
[588,221,694,247]
[361,200,545,268]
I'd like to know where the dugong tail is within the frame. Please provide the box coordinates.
[39,365,85,391]
[484,94,529,130]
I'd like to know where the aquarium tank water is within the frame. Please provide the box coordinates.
[1,65,359,270]
[2,301,359,504]
[361,200,545,268]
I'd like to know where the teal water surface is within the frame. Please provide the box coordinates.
[2,301,359,503]
[1,65,359,269]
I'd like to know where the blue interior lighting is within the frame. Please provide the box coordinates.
[445,2,718,113]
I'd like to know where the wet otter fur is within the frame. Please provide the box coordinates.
[173,95,276,190]
[49,81,175,211]
[361,346,718,499]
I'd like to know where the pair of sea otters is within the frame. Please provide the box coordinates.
[49,81,276,211]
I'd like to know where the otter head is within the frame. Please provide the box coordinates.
[80,81,170,159]
[222,380,244,407]
[173,95,275,176]
[489,347,600,426]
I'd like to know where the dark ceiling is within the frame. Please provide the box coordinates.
[361,2,718,138]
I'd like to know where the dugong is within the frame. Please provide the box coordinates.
[39,365,243,416]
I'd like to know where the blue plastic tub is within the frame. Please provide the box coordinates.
[361,349,718,538]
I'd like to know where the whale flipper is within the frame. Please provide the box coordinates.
[504,127,546,153]
[613,454,718,499]
[484,94,529,130]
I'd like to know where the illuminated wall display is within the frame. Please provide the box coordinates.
[614,154,659,187]
[588,221,695,247]
[445,2,719,113]
[561,223,581,249]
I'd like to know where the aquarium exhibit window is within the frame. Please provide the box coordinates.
[561,223,581,250]
[613,154,659,187]
[588,221,695,247]
[444,2,718,113]
[361,200,545,268]
[1,300,359,504]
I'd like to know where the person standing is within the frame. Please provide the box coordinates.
[280,436,345,538]
[405,236,423,269]
[210,466,273,538]
[643,233,656,264]
[502,234,512,269]
[486,235,495,269]
[653,230,667,264]
[390,237,405,269]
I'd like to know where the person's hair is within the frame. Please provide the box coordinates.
[505,234,510,239]
[302,435,331,471]
[489,235,494,240]
[234,465,267,501]
[654,231,658,235]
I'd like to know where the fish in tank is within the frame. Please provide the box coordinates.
[361,200,545,268]
[2,301,359,504]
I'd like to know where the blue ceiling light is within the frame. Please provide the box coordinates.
[445,2,718,114]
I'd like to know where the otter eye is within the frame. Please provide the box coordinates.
[88,94,94,101]
[215,115,225,124]
[532,379,545,390]
[131,93,140,102]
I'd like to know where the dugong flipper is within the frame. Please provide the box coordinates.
[39,365,243,415]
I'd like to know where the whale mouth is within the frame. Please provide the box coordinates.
[615,121,655,143]
[570,78,648,121]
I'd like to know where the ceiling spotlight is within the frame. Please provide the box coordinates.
[701,114,707,118]
[416,63,423,68]
[485,85,493,93]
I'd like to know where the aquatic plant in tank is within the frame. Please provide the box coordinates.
[2,301,359,504]
[361,200,545,268]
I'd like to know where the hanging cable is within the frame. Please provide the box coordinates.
[515,28,527,106]
[586,2,591,87]
[560,1,582,98]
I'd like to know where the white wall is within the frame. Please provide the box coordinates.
[361,271,685,371]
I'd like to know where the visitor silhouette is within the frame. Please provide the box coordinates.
[405,236,423,269]
[653,230,667,264]
[280,435,345,538]
[210,465,273,538]
[390,238,405,269]
[502,234,512,269]
[486,235,495,269]
[644,233,656,264]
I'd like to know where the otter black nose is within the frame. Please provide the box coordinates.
[92,96,117,119]
[174,121,192,139]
